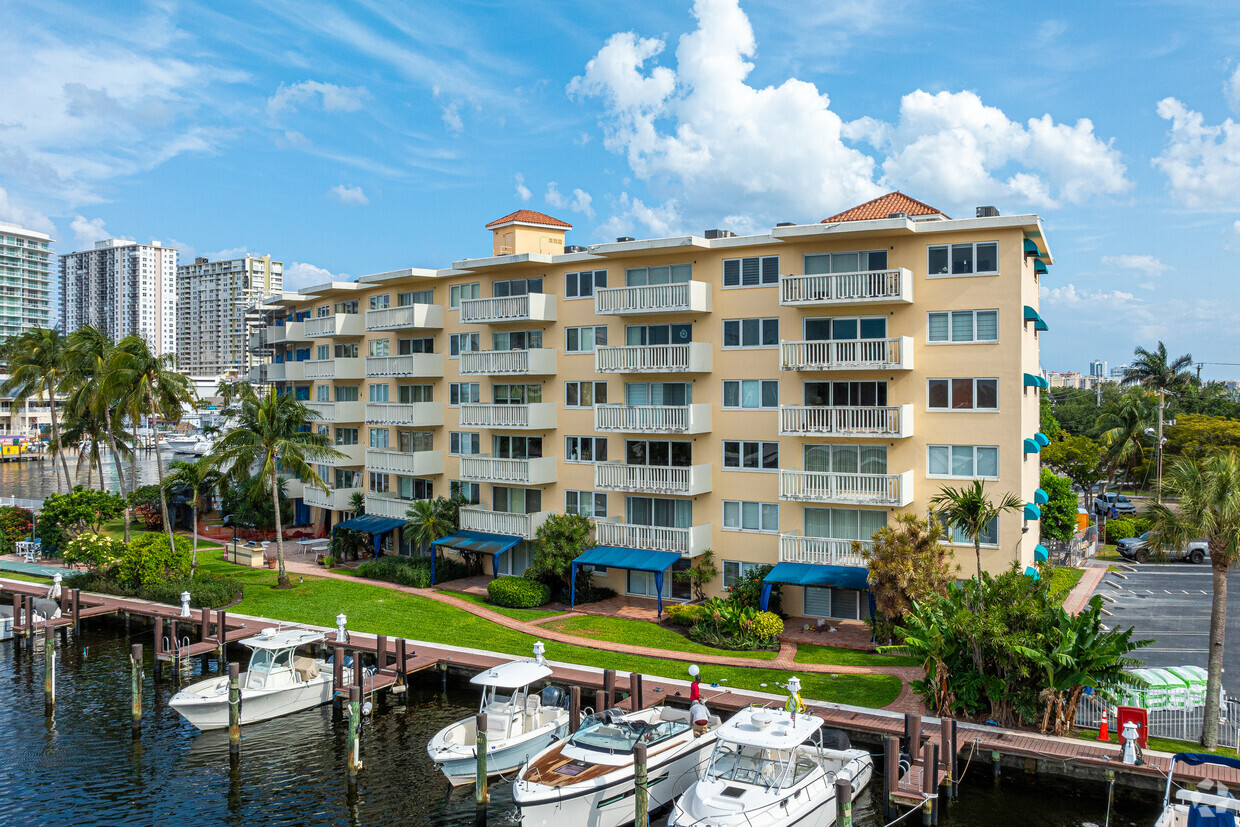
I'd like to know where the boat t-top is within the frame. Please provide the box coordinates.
[170,628,350,731]
[1154,752,1240,826]
[427,643,572,786]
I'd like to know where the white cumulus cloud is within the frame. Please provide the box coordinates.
[514,173,531,202]
[1226,63,1240,113]
[545,182,595,218]
[69,215,117,248]
[330,184,368,205]
[284,261,343,289]
[0,188,54,235]
[1153,95,1240,210]
[441,104,464,134]
[1100,254,1170,276]
[266,80,371,120]
[597,192,684,239]
[1040,283,1137,307]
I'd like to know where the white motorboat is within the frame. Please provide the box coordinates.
[427,647,573,786]
[1154,752,1240,826]
[165,435,201,454]
[514,703,721,827]
[191,436,215,456]
[0,605,12,641]
[169,628,348,730]
[669,705,873,827]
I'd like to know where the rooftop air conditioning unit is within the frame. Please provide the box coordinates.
[564,245,587,253]
[888,211,909,219]
[775,221,796,227]
[615,236,635,243]
[704,229,735,239]
[976,206,1000,217]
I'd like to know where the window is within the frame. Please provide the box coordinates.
[449,383,480,406]
[802,381,887,407]
[335,427,358,446]
[368,339,389,357]
[625,439,691,467]
[723,500,779,533]
[449,332,479,356]
[803,507,888,542]
[625,264,692,285]
[566,326,608,353]
[334,300,359,314]
[452,481,481,504]
[723,380,778,410]
[398,430,434,452]
[492,330,542,351]
[398,289,433,306]
[566,381,607,407]
[368,472,389,493]
[450,432,481,455]
[565,269,607,298]
[398,384,433,403]
[316,305,330,318]
[450,282,480,308]
[625,324,692,345]
[805,444,888,474]
[723,440,779,471]
[803,250,888,274]
[624,382,689,406]
[492,277,542,296]
[928,445,999,479]
[333,343,358,358]
[493,435,542,459]
[803,316,887,341]
[722,560,762,589]
[368,383,389,402]
[937,513,999,545]
[626,496,691,527]
[316,345,330,360]
[494,486,542,514]
[368,294,390,310]
[316,385,329,402]
[803,587,867,621]
[494,383,541,404]
[565,490,607,518]
[927,378,999,411]
[927,242,999,276]
[335,386,359,402]
[928,310,998,343]
[369,428,389,449]
[334,469,360,489]
[398,337,434,354]
[723,318,778,348]
[566,436,608,463]
[722,255,778,287]
[397,477,434,501]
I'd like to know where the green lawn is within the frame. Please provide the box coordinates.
[0,570,54,584]
[541,615,778,661]
[1048,566,1086,602]
[98,518,224,550]
[437,589,566,622]
[196,549,901,708]
[1072,728,1237,758]
[794,643,918,668]
[1094,544,1125,562]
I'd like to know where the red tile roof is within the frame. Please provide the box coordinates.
[822,192,948,223]
[485,210,572,230]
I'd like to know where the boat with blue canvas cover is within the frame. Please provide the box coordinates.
[1155,753,1240,826]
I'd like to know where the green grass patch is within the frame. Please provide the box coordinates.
[794,643,918,668]
[197,549,900,707]
[541,615,778,661]
[1048,566,1085,603]
[437,589,566,622]
[0,570,54,584]
[1094,544,1125,562]
[96,518,224,551]
[1072,728,1238,758]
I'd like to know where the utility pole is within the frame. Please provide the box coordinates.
[1156,389,1164,505]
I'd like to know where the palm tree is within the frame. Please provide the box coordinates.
[212,388,341,588]
[164,458,221,575]
[930,480,1023,610]
[404,498,455,569]
[106,335,196,551]
[1144,452,1240,748]
[1123,342,1198,502]
[1,328,71,491]
[1095,391,1155,489]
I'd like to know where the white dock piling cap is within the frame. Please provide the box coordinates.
[786,676,801,694]
[180,591,191,618]
[533,640,545,665]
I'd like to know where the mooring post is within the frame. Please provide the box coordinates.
[884,735,899,821]
[1105,769,1115,815]
[375,634,387,671]
[11,593,20,642]
[228,662,241,755]
[332,645,345,717]
[931,742,941,824]
[569,686,581,733]
[629,672,644,711]
[991,750,1001,785]
[595,689,606,715]
[347,685,362,781]
[72,589,81,634]
[906,712,922,755]
[439,659,448,694]
[352,649,363,691]
[152,617,164,681]
[836,777,853,827]
[58,582,68,615]
[603,668,616,708]
[200,606,210,643]
[43,622,55,711]
[921,743,935,826]
[634,740,649,827]
[23,596,32,639]
[131,644,143,738]
[395,639,407,692]
[949,719,959,800]
[475,712,489,806]
[216,610,227,661]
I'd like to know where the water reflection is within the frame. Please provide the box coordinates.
[0,450,174,500]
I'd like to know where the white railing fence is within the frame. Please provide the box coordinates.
[779,269,909,305]
[779,405,903,436]
[1075,694,1240,749]
[780,338,904,370]
[779,469,904,505]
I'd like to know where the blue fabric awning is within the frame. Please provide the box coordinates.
[1024,503,1042,520]
[1024,438,1041,454]
[1023,305,1040,321]
[433,530,521,556]
[570,547,681,616]
[334,515,406,534]
[1034,487,1049,504]
[1024,238,1041,255]
[1023,373,1048,389]
[1034,260,1049,275]
[1024,565,1041,579]
[1034,432,1050,447]
[760,562,870,612]
[1035,317,1049,332]
[1034,544,1049,562]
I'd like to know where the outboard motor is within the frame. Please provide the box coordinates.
[540,686,565,709]
[820,728,852,751]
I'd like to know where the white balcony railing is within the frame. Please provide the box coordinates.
[365,494,422,520]
[303,357,365,380]
[778,469,913,507]
[779,268,913,307]
[778,533,870,568]
[306,400,365,423]
[778,404,913,438]
[779,337,913,371]
[459,293,556,323]
[365,449,445,477]
[248,330,266,350]
[594,281,711,315]
[320,443,365,467]
[302,485,364,512]
[268,320,306,343]
[458,403,557,430]
[266,361,306,383]
[594,403,711,434]
[594,342,712,374]
[364,304,444,332]
[364,402,444,427]
[364,353,444,378]
[303,314,364,338]
[458,507,551,540]
[593,520,712,557]
[459,348,557,376]
[458,455,558,485]
[247,364,266,384]
[593,462,712,496]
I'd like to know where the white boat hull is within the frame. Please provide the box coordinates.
[169,670,336,730]
[430,721,571,786]
[165,439,199,454]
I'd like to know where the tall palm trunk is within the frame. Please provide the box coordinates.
[190,499,199,576]
[49,397,69,493]
[271,465,290,588]
[108,427,131,543]
[1203,557,1229,748]
[145,384,176,552]
[974,539,985,612]
[76,445,88,485]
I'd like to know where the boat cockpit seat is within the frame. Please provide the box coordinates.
[293,656,318,682]
[660,706,688,723]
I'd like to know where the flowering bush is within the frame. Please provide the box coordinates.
[725,563,781,615]
[0,506,33,554]
[62,533,126,572]
[687,597,783,651]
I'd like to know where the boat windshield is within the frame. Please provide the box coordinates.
[249,647,294,673]
[707,743,803,790]
[570,714,689,754]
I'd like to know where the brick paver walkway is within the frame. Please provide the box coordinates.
[1063,563,1110,615]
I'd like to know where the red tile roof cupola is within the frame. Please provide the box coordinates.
[485,210,573,230]
[822,192,948,223]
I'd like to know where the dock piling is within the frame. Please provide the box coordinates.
[11,593,20,643]
[23,596,32,639]
[629,672,643,711]
[43,622,55,711]
[131,644,143,738]
[439,659,448,694]
[200,606,210,642]
[931,742,941,823]
[475,712,489,807]
[72,589,81,634]
[603,668,616,708]
[228,662,241,755]
[347,685,362,781]
[375,634,387,670]
[883,735,899,821]
[394,639,407,694]
[836,777,853,827]
[332,645,344,718]
[991,750,1001,785]
[634,741,649,827]
[949,719,959,800]
[152,617,164,681]
[595,689,606,716]
[216,610,227,661]
[921,743,935,825]
[569,686,581,733]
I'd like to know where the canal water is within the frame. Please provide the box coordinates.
[0,451,174,500]
[0,621,1157,827]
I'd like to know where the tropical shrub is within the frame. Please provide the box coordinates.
[0,506,33,554]
[1104,516,1150,542]
[726,563,780,615]
[38,487,127,549]
[62,532,126,572]
[751,611,784,639]
[355,555,434,589]
[1039,469,1078,543]
[117,532,192,588]
[528,513,595,593]
[673,550,717,601]
[865,513,956,643]
[687,598,782,650]
[65,570,241,608]
[663,602,709,628]
[487,576,551,609]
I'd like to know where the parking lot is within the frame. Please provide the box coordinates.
[1092,561,1240,698]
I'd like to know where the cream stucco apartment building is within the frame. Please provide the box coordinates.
[249,193,1054,620]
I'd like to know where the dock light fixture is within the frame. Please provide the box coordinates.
[180,591,191,618]
[688,664,700,678]
[533,640,545,665]
[336,613,348,643]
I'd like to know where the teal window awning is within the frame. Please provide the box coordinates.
[1035,317,1049,332]
[570,547,682,616]
[1023,373,1048,389]
[1024,238,1041,255]
[1034,260,1049,275]
[1024,438,1041,454]
[1034,544,1049,562]
[334,515,406,534]
[1034,432,1050,447]
[760,562,870,612]
[1024,503,1042,520]
[1034,487,1049,504]
[1024,565,1041,580]
[1024,306,1050,332]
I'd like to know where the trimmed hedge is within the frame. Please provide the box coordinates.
[356,556,433,589]
[64,570,242,609]
[663,603,709,628]
[487,577,551,609]
[1105,516,1150,542]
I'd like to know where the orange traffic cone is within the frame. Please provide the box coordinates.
[1097,709,1109,741]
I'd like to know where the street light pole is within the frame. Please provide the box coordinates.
[1156,389,1164,505]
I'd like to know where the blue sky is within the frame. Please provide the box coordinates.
[2,0,1240,378]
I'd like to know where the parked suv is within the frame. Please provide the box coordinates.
[1094,492,1137,517]
[1115,532,1208,564]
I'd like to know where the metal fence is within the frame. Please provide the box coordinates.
[1048,526,1098,567]
[0,496,42,513]
[1076,694,1240,750]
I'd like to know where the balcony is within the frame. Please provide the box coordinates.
[594,462,712,496]
[266,361,306,383]
[364,353,444,378]
[303,357,365,380]
[459,348,556,376]
[594,403,711,434]
[248,330,266,350]
[779,268,914,307]
[281,479,305,500]
[459,403,556,430]
[778,404,913,438]
[247,364,266,383]
[779,337,913,371]
[302,485,364,512]
[778,469,913,507]
[365,449,444,477]
[365,304,444,332]
[778,533,869,568]
[594,342,712,374]
[321,442,365,467]
[269,320,307,343]
[303,314,364,338]
[459,455,558,485]
[364,402,444,427]
[306,400,365,423]
[365,494,421,520]
[594,281,711,315]
[458,507,551,540]
[593,520,712,557]
[460,293,556,324]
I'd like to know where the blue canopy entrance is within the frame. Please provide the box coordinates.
[570,546,681,617]
[759,562,870,612]
[431,530,521,584]
[333,515,407,560]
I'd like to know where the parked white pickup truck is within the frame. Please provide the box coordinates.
[1115,532,1209,564]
